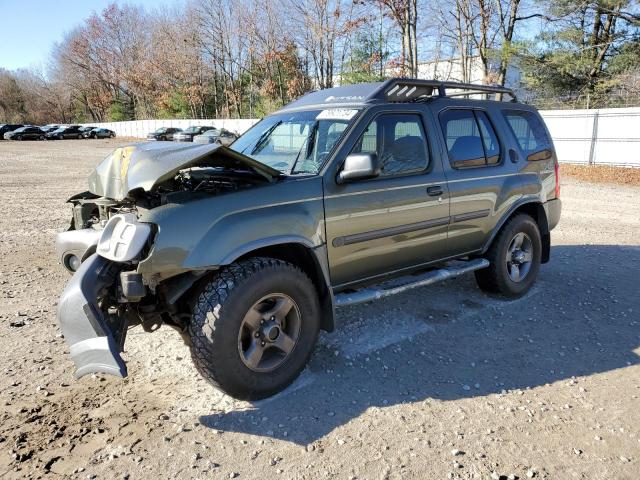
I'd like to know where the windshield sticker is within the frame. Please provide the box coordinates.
[316,109,358,121]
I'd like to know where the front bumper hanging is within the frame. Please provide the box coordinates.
[57,253,128,378]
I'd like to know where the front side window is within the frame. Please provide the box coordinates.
[232,108,359,174]
[350,113,429,176]
[502,109,551,155]
[439,109,502,168]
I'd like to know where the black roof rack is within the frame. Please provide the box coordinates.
[370,78,517,103]
[277,78,519,113]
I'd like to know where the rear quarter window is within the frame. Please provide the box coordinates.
[502,110,551,155]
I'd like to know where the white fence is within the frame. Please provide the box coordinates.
[85,107,640,168]
[540,107,640,168]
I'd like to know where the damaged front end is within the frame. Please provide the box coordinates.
[58,212,154,378]
[56,142,280,379]
[58,254,128,377]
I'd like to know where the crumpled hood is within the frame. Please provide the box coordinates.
[88,142,281,200]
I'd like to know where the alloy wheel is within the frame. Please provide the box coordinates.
[237,293,301,372]
[505,232,533,282]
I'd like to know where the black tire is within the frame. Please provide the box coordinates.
[77,134,82,139]
[38,135,45,141]
[188,257,321,400]
[474,214,542,298]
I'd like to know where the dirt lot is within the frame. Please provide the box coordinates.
[0,139,639,480]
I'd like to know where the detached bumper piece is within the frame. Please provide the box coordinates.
[58,253,128,378]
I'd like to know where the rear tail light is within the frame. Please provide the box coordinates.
[554,161,561,198]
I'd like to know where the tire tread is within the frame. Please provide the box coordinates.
[475,213,540,297]
[188,257,315,398]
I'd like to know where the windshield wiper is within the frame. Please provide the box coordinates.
[246,120,282,156]
[289,122,318,175]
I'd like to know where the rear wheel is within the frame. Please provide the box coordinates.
[38,135,45,141]
[475,214,542,298]
[188,257,321,400]
[77,134,82,139]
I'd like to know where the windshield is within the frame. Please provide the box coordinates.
[184,126,200,133]
[154,128,167,134]
[53,128,65,133]
[14,127,27,133]
[232,109,358,174]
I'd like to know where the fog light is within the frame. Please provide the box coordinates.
[65,254,81,272]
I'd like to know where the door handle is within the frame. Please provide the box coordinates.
[426,186,443,197]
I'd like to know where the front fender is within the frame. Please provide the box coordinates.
[137,176,325,280]
[183,202,325,268]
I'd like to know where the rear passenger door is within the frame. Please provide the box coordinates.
[436,107,507,256]
[324,106,450,288]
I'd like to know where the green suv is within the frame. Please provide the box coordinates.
[56,79,561,399]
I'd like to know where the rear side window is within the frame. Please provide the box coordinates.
[502,110,551,155]
[351,113,429,176]
[439,109,502,168]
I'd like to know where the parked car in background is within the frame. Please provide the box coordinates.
[3,126,46,141]
[79,126,96,136]
[84,128,116,139]
[46,125,84,140]
[147,127,182,141]
[173,126,215,142]
[40,125,61,133]
[0,124,24,139]
[193,128,238,146]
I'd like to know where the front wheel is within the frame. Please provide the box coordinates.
[188,257,321,400]
[475,214,542,298]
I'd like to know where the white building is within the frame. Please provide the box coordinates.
[415,56,523,96]
[333,55,523,97]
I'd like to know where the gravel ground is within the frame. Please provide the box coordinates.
[0,139,639,480]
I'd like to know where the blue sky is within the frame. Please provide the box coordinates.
[0,0,185,71]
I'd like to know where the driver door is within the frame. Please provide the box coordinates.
[323,106,450,288]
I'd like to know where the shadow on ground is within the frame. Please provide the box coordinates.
[199,245,640,445]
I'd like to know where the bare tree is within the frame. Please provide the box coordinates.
[288,0,354,88]
[369,0,419,77]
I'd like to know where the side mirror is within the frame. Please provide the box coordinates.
[527,148,552,162]
[337,153,380,183]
